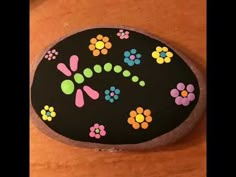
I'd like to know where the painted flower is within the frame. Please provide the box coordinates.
[89,123,106,139]
[89,34,112,56]
[44,49,58,60]
[127,107,152,129]
[170,83,195,106]
[124,49,142,66]
[152,46,173,64]
[40,105,56,121]
[105,86,120,103]
[117,29,129,39]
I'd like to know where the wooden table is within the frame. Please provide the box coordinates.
[30,0,206,176]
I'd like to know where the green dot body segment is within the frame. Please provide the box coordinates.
[123,70,131,77]
[114,65,122,73]
[83,68,93,78]
[104,63,112,72]
[61,80,74,95]
[93,64,102,73]
[139,81,145,87]
[132,76,139,82]
[74,73,84,84]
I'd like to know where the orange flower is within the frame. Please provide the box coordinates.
[89,34,112,56]
[127,107,152,129]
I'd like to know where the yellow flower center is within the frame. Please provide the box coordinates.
[181,90,188,97]
[135,114,144,123]
[95,41,105,49]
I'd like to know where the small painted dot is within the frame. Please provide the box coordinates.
[114,65,122,73]
[74,73,84,84]
[83,68,93,78]
[139,81,145,87]
[123,70,131,77]
[104,63,112,72]
[61,80,74,95]
[131,76,139,82]
[93,64,102,73]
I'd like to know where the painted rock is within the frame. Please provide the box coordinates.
[30,27,206,150]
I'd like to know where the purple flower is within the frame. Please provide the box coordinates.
[170,83,195,106]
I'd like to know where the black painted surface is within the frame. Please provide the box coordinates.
[31,28,200,144]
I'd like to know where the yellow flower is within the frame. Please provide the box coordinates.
[152,46,173,64]
[89,34,112,56]
[127,107,152,129]
[40,105,56,121]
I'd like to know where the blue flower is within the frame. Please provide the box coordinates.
[124,49,142,66]
[104,86,121,103]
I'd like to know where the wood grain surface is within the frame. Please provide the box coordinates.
[30,0,206,177]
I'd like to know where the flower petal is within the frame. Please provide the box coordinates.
[114,95,119,100]
[164,57,171,63]
[90,127,95,131]
[89,132,95,137]
[177,83,185,91]
[124,35,129,39]
[152,51,159,58]
[41,109,46,115]
[89,44,95,51]
[132,122,140,129]
[95,134,101,139]
[187,84,195,92]
[117,32,121,36]
[156,46,162,52]
[49,107,54,112]
[51,112,56,117]
[128,117,135,124]
[129,110,137,117]
[175,96,182,105]
[100,130,106,136]
[105,90,110,94]
[136,107,143,114]
[114,89,120,94]
[99,125,105,130]
[188,93,195,101]
[130,49,137,54]
[182,98,190,106]
[141,122,148,129]
[170,89,179,97]
[109,98,114,103]
[162,47,168,52]
[124,51,130,57]
[166,51,173,57]
[105,95,110,100]
[94,123,99,128]
[156,57,164,64]
[134,59,141,65]
[90,38,97,44]
[44,105,49,110]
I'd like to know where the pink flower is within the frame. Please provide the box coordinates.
[170,83,195,106]
[89,123,106,139]
[117,29,129,39]
[44,49,58,60]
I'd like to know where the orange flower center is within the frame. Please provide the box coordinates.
[135,114,144,123]
[181,90,188,97]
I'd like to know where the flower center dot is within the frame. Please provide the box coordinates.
[160,52,166,58]
[130,55,135,60]
[181,90,188,97]
[121,32,125,36]
[95,41,105,49]
[110,92,115,97]
[46,112,51,116]
[135,114,144,123]
[95,128,100,134]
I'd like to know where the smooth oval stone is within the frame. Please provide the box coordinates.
[30,27,206,150]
